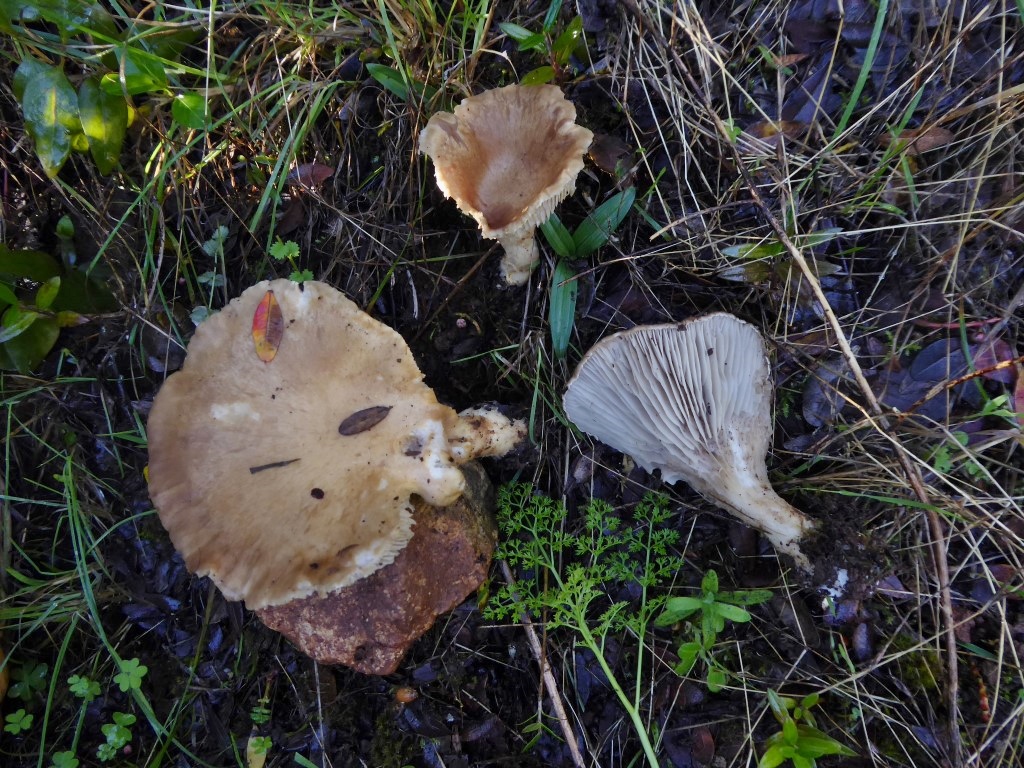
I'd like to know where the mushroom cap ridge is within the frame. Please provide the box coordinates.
[146,279,465,610]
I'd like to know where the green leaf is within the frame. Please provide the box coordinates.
[171,91,208,130]
[782,716,799,745]
[674,641,701,676]
[35,276,61,310]
[366,63,409,101]
[13,57,49,102]
[758,744,790,768]
[552,15,584,66]
[498,22,544,50]
[0,315,59,372]
[0,304,40,343]
[654,596,704,625]
[549,258,577,360]
[718,588,774,607]
[20,63,79,178]
[721,241,785,260]
[539,214,575,259]
[78,77,127,174]
[714,602,752,624]
[520,66,556,86]
[705,665,728,692]
[0,282,18,305]
[572,187,636,257]
[102,46,167,96]
[701,569,719,594]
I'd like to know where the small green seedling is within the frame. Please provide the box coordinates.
[655,570,772,691]
[759,690,856,768]
[540,187,636,359]
[113,657,148,692]
[50,751,80,768]
[8,661,49,702]
[97,712,136,762]
[4,708,34,735]
[68,674,101,701]
[270,239,314,283]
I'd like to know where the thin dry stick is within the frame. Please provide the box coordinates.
[499,560,586,768]
[618,0,962,761]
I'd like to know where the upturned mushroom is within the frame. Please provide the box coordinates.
[147,279,526,611]
[419,83,593,285]
[563,313,816,568]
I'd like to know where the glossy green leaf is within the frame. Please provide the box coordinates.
[78,77,127,174]
[0,244,62,280]
[35,276,61,310]
[171,91,208,130]
[539,214,574,259]
[499,22,544,51]
[0,304,41,344]
[549,258,577,360]
[366,63,408,101]
[713,602,752,624]
[13,57,49,102]
[19,64,79,178]
[520,66,556,86]
[758,744,789,768]
[102,47,167,96]
[0,282,18,306]
[572,186,636,257]
[673,641,701,676]
[552,15,584,66]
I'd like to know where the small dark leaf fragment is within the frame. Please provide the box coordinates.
[339,405,392,436]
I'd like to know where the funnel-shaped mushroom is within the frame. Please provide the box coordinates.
[147,279,525,610]
[563,313,815,568]
[419,84,593,285]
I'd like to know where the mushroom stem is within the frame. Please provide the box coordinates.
[709,476,815,570]
[449,406,527,463]
[497,230,540,285]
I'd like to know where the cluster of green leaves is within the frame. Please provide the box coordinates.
[50,661,148,767]
[1,217,117,372]
[1,657,148,766]
[759,690,856,768]
[655,569,772,691]
[540,187,636,359]
[5,0,208,177]
[269,239,314,283]
[499,0,587,84]
[485,483,684,767]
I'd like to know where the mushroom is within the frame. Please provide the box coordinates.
[418,83,593,285]
[147,279,526,611]
[562,313,816,568]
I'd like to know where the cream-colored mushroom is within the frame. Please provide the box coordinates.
[419,83,593,285]
[563,313,816,568]
[147,279,525,610]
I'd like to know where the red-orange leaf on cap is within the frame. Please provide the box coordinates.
[252,290,284,362]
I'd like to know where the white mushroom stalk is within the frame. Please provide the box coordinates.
[563,313,816,569]
[419,84,594,285]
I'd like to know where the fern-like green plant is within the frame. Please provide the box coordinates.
[486,483,684,768]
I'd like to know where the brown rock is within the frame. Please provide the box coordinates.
[257,463,497,675]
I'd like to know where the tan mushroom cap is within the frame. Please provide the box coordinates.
[147,279,467,610]
[419,83,593,285]
[563,313,815,567]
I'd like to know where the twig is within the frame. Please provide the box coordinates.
[499,560,586,768]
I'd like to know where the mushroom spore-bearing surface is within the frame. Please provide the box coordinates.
[563,313,816,568]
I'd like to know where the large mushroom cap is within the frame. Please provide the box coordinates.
[419,83,593,285]
[147,279,466,610]
[563,313,815,566]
